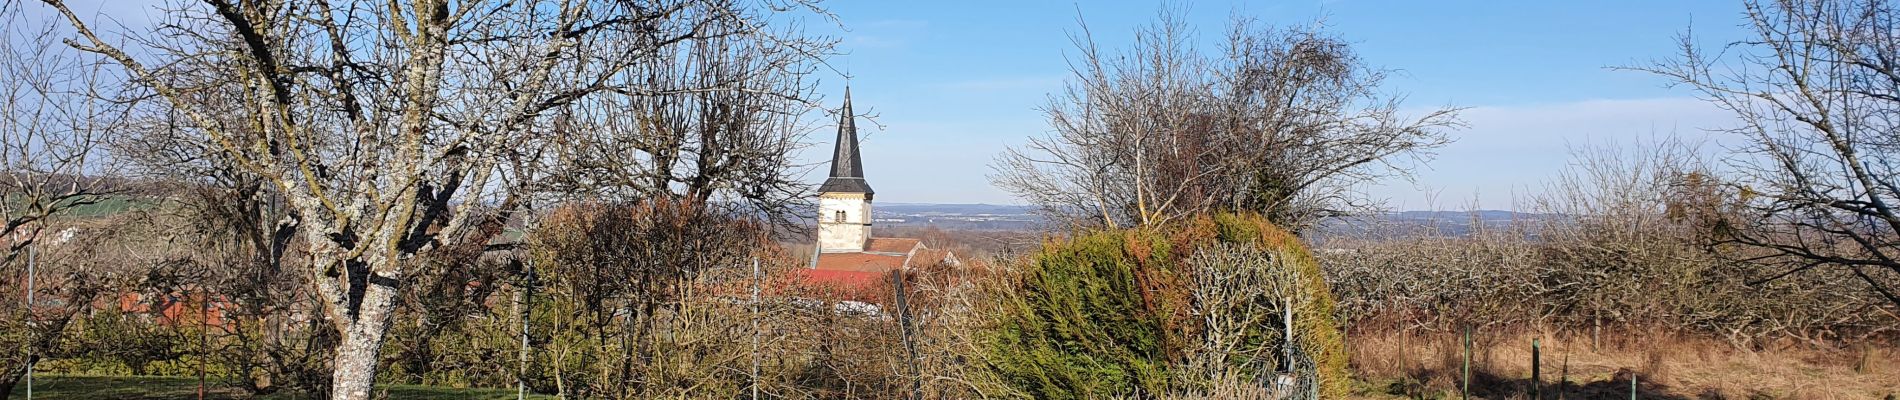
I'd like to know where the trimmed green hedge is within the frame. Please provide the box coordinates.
[983,213,1347,398]
[1208,213,1349,396]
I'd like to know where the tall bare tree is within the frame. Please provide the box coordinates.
[33,1,832,398]
[528,199,765,397]
[1636,0,1900,308]
[0,7,125,397]
[992,10,1461,230]
[547,23,827,228]
[0,6,117,267]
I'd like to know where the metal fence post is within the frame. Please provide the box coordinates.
[517,263,535,400]
[1461,326,1471,400]
[198,292,208,400]
[1283,297,1294,373]
[25,243,35,400]
[1531,338,1541,399]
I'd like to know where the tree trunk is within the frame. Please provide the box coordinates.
[0,366,22,400]
[329,283,399,400]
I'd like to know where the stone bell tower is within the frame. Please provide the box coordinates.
[817,88,873,253]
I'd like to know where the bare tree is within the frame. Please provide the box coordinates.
[0,6,118,267]
[1635,0,1900,308]
[547,21,828,229]
[0,7,125,397]
[992,10,1461,230]
[1318,138,1896,347]
[1182,243,1306,387]
[528,199,766,397]
[32,1,832,398]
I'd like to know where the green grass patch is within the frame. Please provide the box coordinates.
[60,196,154,217]
[7,375,556,400]
[4,194,156,218]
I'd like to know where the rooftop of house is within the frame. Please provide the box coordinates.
[811,237,955,274]
[864,237,922,254]
[813,251,909,272]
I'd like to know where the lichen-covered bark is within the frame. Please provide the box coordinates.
[328,284,398,400]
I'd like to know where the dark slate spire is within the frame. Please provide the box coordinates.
[819,87,874,194]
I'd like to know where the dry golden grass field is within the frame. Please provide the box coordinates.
[1348,331,1899,399]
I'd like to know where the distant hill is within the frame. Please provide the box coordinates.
[870,204,1558,238]
[875,203,1038,216]
[1313,210,1561,242]
[870,203,1042,231]
[1383,210,1541,221]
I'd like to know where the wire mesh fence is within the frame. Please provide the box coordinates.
[1271,343,1321,400]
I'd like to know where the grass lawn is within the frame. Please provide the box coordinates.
[8,375,556,400]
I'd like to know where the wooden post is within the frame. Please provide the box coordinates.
[1855,343,1869,373]
[1531,338,1540,399]
[1559,352,1569,400]
[751,258,761,400]
[1398,327,1406,378]
[890,271,920,400]
[1592,321,1601,352]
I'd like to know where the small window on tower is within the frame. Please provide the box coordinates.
[834,210,846,223]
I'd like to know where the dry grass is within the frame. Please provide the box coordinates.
[1346,329,1900,399]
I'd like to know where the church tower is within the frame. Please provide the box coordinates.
[817,88,874,253]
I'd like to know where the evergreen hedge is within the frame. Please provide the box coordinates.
[983,213,1347,398]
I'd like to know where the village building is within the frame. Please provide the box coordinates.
[804,89,958,289]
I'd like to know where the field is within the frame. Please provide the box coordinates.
[6,375,552,400]
[17,350,1891,400]
[1346,331,1900,399]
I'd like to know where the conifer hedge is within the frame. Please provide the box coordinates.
[982,213,1346,398]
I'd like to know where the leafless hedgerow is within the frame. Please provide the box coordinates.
[527,199,767,398]
[32,0,837,398]
[991,9,1462,231]
[1321,140,1898,347]
[1,211,194,398]
[1628,0,1900,309]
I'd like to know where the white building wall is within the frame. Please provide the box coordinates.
[818,194,872,252]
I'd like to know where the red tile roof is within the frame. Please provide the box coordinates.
[910,248,958,268]
[864,237,922,254]
[799,236,960,302]
[795,269,895,302]
[812,252,908,272]
[811,237,960,273]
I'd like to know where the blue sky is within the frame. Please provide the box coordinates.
[805,1,1752,209]
[38,1,1754,210]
